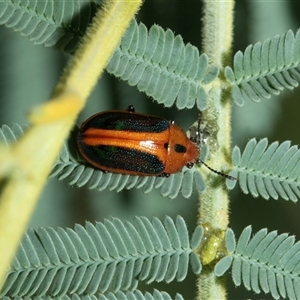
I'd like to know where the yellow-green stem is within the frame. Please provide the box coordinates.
[0,0,142,288]
[197,1,234,300]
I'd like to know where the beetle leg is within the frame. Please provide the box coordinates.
[186,162,194,169]
[160,173,170,178]
[126,105,135,113]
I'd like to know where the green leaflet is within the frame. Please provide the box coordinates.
[1,217,202,297]
[232,138,300,201]
[106,20,213,110]
[1,290,184,300]
[0,0,97,52]
[225,30,300,106]
[0,0,215,110]
[215,226,300,300]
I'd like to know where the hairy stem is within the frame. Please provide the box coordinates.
[197,1,234,300]
[0,0,142,288]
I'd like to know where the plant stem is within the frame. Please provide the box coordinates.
[197,1,234,299]
[0,0,142,288]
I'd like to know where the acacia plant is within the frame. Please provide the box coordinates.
[0,0,300,299]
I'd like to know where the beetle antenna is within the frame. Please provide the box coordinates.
[198,159,237,180]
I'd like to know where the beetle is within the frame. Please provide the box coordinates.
[77,105,236,179]
[77,105,199,176]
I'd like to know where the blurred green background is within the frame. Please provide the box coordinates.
[1,1,300,299]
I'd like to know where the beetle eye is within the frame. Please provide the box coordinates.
[174,144,187,153]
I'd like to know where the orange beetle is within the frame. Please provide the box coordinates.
[77,105,199,176]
